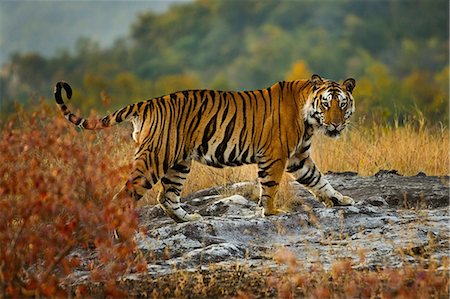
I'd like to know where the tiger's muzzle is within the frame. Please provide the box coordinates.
[324,122,346,137]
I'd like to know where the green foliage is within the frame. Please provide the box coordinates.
[1,0,448,124]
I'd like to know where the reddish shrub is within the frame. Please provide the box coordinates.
[0,102,145,297]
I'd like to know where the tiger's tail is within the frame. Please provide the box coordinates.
[54,81,138,130]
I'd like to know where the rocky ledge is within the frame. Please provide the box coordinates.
[68,171,449,295]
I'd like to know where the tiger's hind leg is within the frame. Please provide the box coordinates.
[111,156,160,239]
[112,164,159,203]
[158,161,203,223]
[113,149,169,203]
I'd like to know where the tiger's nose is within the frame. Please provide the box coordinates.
[330,122,343,131]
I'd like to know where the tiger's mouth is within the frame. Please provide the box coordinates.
[325,129,341,137]
[323,123,345,138]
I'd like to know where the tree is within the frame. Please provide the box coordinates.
[285,60,312,81]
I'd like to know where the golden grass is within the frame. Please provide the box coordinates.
[313,121,449,176]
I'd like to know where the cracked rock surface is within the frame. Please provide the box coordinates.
[68,171,449,290]
[134,172,449,276]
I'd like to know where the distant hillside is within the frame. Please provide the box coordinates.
[1,0,448,124]
[0,1,175,64]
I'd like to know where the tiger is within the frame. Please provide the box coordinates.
[54,74,356,223]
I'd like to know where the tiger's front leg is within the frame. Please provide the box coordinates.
[257,158,288,216]
[287,154,354,207]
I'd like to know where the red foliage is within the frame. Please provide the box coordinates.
[272,247,449,298]
[0,102,145,297]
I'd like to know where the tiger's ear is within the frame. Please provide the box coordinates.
[343,78,356,93]
[311,74,324,87]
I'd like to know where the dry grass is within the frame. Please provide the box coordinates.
[83,246,449,298]
[313,120,448,176]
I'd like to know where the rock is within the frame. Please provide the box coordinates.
[67,173,449,291]
[198,195,255,217]
[415,171,427,177]
[326,171,358,176]
[374,169,401,177]
[129,173,449,275]
[356,196,388,207]
[183,243,246,263]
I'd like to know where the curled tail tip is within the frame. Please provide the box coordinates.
[62,81,72,99]
[54,81,72,102]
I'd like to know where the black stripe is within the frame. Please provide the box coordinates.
[72,115,82,126]
[238,94,248,152]
[166,187,181,196]
[162,102,173,174]
[172,163,190,174]
[209,90,216,101]
[256,88,269,145]
[115,107,127,122]
[123,104,135,119]
[215,113,237,163]
[199,114,217,155]
[133,175,152,189]
[142,178,152,189]
[150,173,158,185]
[287,158,306,173]
[308,172,321,188]
[229,147,236,162]
[297,165,314,182]
[259,159,281,172]
[220,94,229,124]
[191,92,209,137]
[236,92,251,154]
[318,183,327,190]
[261,181,278,187]
[258,170,268,178]
[300,144,311,153]
[161,177,182,186]
[298,166,317,185]
[136,101,144,109]
[241,148,250,163]
[143,154,151,173]
[186,92,199,137]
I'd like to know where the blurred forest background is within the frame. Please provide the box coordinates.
[0,0,448,124]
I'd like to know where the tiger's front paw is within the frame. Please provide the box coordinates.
[171,212,203,223]
[160,203,203,223]
[339,195,355,206]
[184,212,203,222]
[320,193,355,208]
[263,207,289,217]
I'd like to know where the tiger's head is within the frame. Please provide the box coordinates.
[304,74,356,138]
